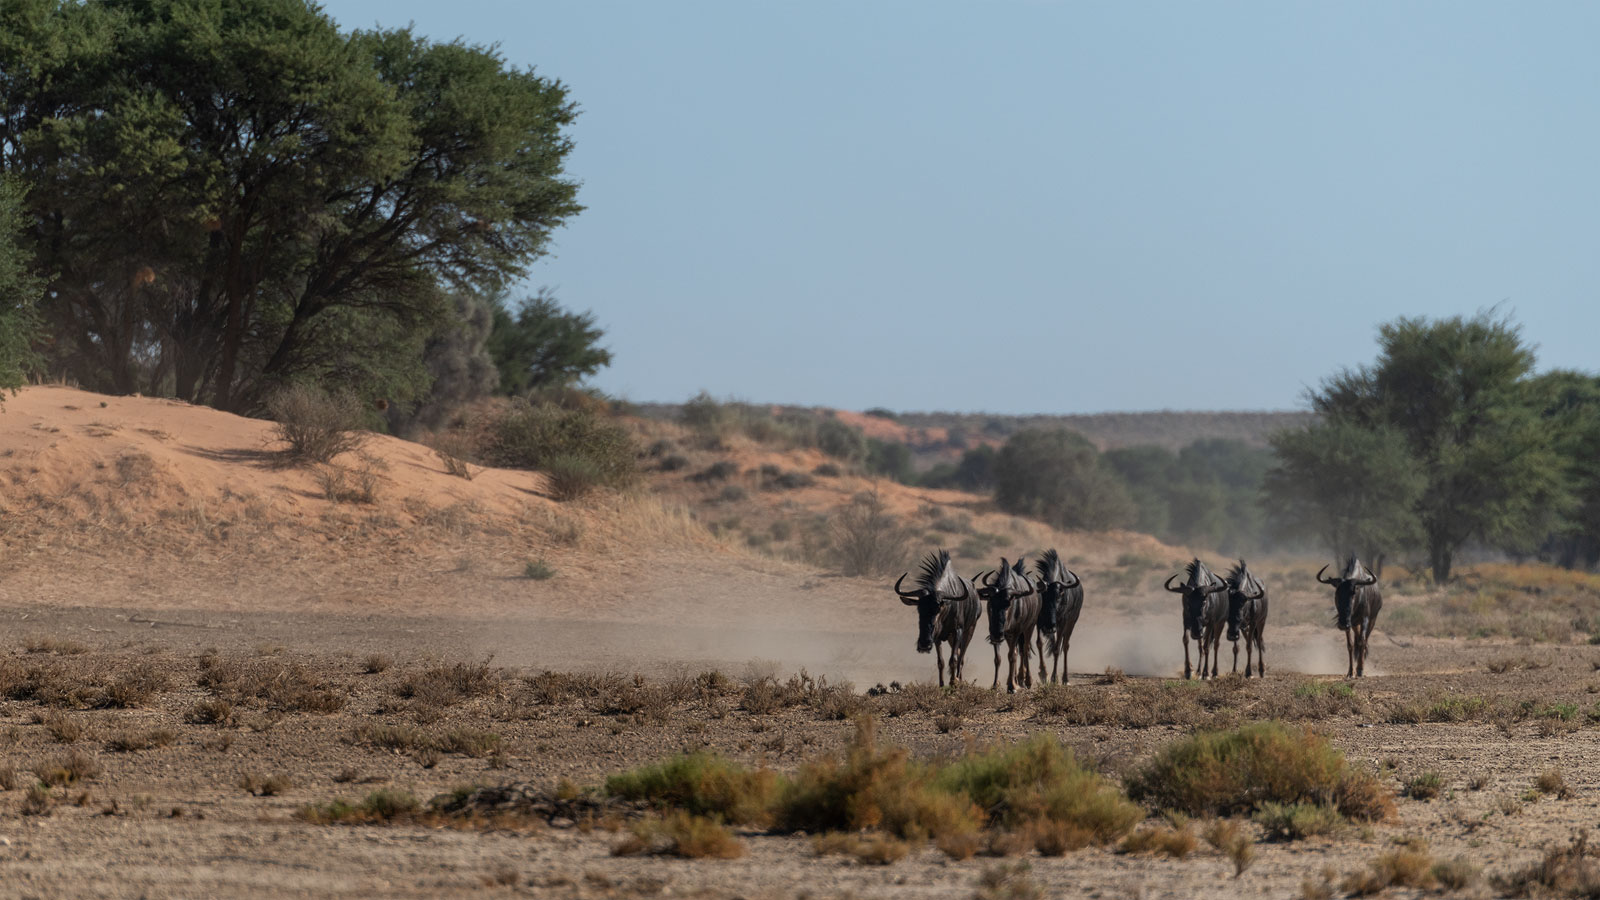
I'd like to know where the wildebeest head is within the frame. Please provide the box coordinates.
[1224,559,1264,642]
[895,549,968,653]
[1032,549,1081,632]
[977,557,1033,645]
[1165,558,1229,640]
[1317,554,1378,630]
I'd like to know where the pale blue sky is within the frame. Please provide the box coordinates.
[323,1,1598,414]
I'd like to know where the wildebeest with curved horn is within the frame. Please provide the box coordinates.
[894,549,980,686]
[1318,554,1382,678]
[1224,559,1268,678]
[975,557,1040,693]
[1165,559,1230,680]
[1032,549,1083,684]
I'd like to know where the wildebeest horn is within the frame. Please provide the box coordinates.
[1060,570,1081,589]
[1356,572,1378,586]
[1316,564,1337,585]
[981,569,997,587]
[1164,573,1185,593]
[1205,579,1231,594]
[894,572,920,597]
[954,579,970,601]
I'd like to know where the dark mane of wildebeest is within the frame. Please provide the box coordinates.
[1164,558,1229,679]
[1032,549,1083,684]
[1224,559,1268,677]
[1318,553,1383,678]
[976,556,1041,692]
[893,549,980,686]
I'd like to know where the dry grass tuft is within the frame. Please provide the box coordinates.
[1120,824,1198,858]
[1204,818,1256,876]
[1341,845,1436,895]
[812,832,910,865]
[33,750,101,786]
[393,660,500,707]
[1404,771,1444,800]
[612,812,744,859]
[240,773,295,797]
[1493,831,1600,897]
[1535,769,1573,800]
[104,728,176,752]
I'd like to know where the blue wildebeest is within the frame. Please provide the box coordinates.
[894,549,980,686]
[976,557,1040,693]
[1165,559,1230,680]
[1317,555,1382,678]
[1224,559,1268,678]
[1032,549,1084,685]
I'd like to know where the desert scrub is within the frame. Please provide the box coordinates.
[1253,801,1346,841]
[266,383,370,463]
[934,734,1142,846]
[297,789,420,825]
[1126,721,1393,821]
[487,402,638,490]
[612,811,743,859]
[776,718,981,841]
[605,752,780,826]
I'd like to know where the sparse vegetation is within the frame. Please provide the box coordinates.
[1125,721,1393,821]
[267,384,371,464]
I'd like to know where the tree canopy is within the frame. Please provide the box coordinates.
[1267,311,1564,581]
[0,176,40,397]
[0,0,582,411]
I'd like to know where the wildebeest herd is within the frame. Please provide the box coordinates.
[895,550,1383,690]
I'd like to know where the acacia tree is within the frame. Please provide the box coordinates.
[0,0,581,411]
[1263,421,1422,574]
[1273,312,1563,581]
[487,289,612,398]
[1528,370,1600,569]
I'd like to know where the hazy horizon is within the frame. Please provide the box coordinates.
[322,1,1600,415]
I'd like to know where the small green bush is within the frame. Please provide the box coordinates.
[1126,721,1393,821]
[606,753,780,826]
[935,734,1141,843]
[542,453,604,501]
[488,402,637,489]
[523,560,555,580]
[1253,801,1345,840]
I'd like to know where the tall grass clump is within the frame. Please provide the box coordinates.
[487,402,637,492]
[605,753,780,826]
[935,734,1141,847]
[266,383,370,463]
[774,717,982,841]
[1126,721,1392,822]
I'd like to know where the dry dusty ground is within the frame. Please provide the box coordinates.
[2,601,1599,900]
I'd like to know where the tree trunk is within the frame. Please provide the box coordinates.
[1429,543,1452,584]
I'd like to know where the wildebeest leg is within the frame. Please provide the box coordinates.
[1232,639,1240,675]
[1036,630,1048,683]
[935,642,946,688]
[1242,632,1253,679]
[1183,632,1193,680]
[992,643,1002,690]
[1255,630,1266,677]
[1022,628,1035,689]
[1006,640,1019,694]
[1210,632,1221,678]
[1344,628,1355,678]
[1060,635,1069,684]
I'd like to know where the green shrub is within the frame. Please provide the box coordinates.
[523,559,555,580]
[934,734,1141,844]
[1253,801,1345,840]
[488,402,637,489]
[605,753,780,826]
[1126,722,1393,821]
[775,718,982,841]
[542,453,604,501]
